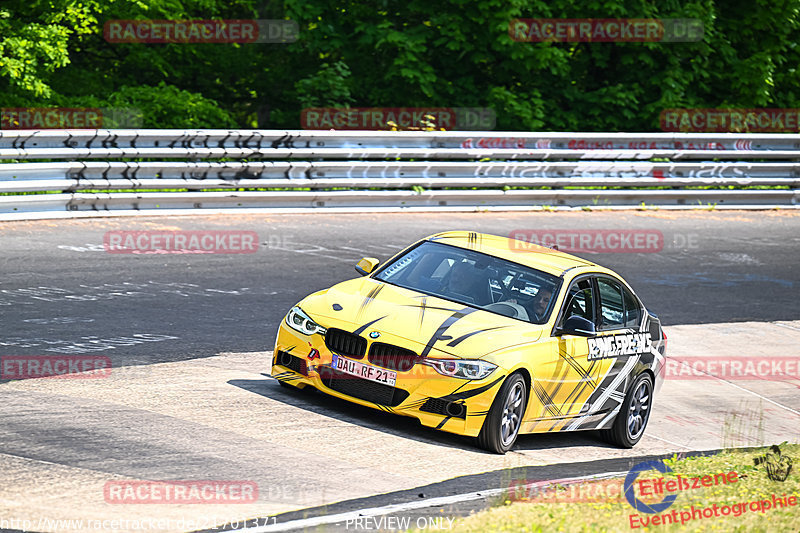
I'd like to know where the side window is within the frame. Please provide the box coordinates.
[560,279,594,325]
[598,278,624,329]
[622,286,642,328]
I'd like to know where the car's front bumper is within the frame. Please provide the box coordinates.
[272,323,505,437]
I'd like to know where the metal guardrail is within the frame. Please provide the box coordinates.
[3,129,800,150]
[0,130,798,219]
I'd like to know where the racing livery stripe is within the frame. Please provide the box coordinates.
[437,375,505,402]
[530,381,562,419]
[577,356,631,409]
[560,357,612,414]
[419,296,428,328]
[357,283,385,317]
[594,407,621,430]
[565,355,639,430]
[446,326,508,347]
[420,307,478,358]
[547,346,601,411]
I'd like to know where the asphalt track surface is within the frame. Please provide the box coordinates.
[2,211,799,366]
[1,211,799,533]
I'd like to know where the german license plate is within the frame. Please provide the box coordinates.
[331,354,397,386]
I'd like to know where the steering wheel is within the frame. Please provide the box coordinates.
[484,301,530,321]
[491,272,520,303]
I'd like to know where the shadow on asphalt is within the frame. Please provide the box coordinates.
[229,375,617,454]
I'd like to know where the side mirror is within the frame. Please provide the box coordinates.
[558,315,596,337]
[355,257,380,276]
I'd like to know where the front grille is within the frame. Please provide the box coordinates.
[368,342,419,372]
[420,397,466,419]
[325,328,366,359]
[274,350,307,375]
[319,365,409,407]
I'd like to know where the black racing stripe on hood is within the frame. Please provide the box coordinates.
[353,315,388,336]
[419,296,428,328]
[403,302,463,313]
[358,283,385,315]
[446,326,509,347]
[420,306,478,358]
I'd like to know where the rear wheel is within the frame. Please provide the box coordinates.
[601,372,653,448]
[477,373,528,454]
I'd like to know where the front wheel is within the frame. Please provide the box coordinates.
[601,372,653,448]
[477,373,528,454]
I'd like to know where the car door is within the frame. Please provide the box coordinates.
[580,276,650,427]
[526,275,601,431]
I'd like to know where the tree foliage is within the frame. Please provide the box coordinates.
[1,0,799,130]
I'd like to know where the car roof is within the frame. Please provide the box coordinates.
[426,230,607,277]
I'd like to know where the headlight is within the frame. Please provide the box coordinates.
[285,306,327,336]
[423,358,497,380]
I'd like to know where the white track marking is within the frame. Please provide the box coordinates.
[773,322,800,332]
[669,359,800,417]
[646,434,695,450]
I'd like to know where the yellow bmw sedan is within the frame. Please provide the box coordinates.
[272,231,666,453]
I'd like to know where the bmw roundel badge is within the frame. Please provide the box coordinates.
[369,331,381,339]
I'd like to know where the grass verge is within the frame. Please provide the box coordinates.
[420,443,799,532]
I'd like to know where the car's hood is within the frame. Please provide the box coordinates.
[299,277,544,358]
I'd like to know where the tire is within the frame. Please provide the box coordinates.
[477,373,528,454]
[601,372,653,448]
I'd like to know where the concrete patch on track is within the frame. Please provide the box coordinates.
[0,321,798,532]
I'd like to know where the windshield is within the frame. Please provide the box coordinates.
[375,241,560,324]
